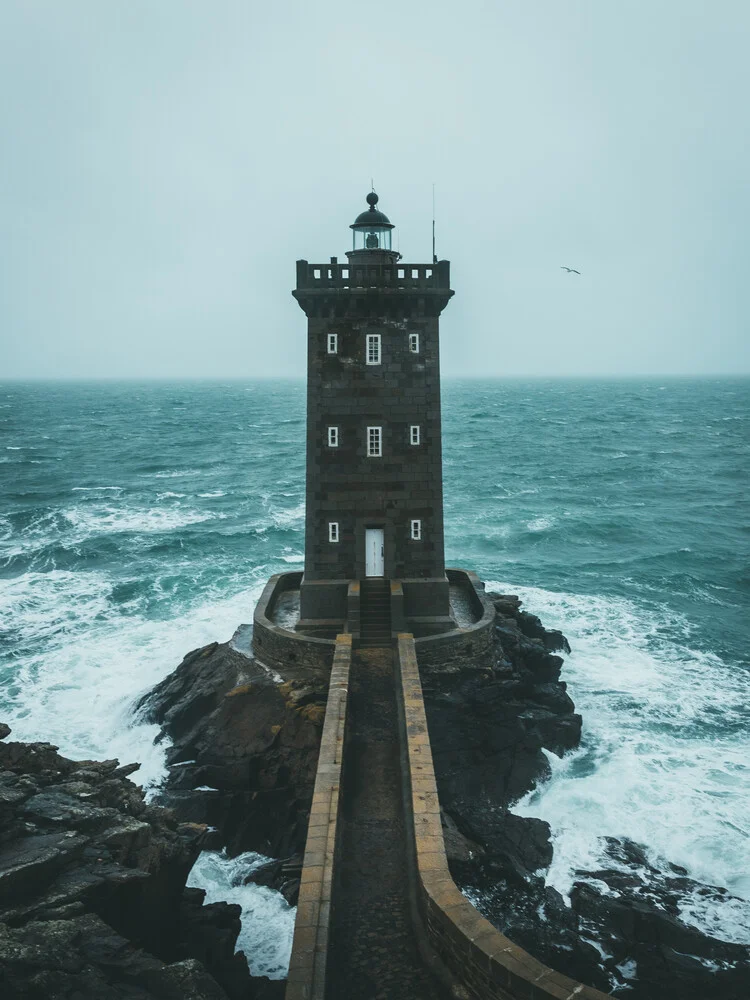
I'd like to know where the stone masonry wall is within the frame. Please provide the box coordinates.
[395,634,610,1000]
[252,573,335,676]
[285,634,352,1000]
[303,311,446,584]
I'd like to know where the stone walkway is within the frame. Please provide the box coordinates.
[326,648,451,1000]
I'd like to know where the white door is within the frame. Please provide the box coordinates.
[365,528,385,577]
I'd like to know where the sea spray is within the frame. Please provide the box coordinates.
[187,851,296,979]
[500,581,750,944]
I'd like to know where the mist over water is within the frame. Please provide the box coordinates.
[1,377,748,954]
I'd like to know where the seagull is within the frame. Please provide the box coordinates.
[561,266,581,274]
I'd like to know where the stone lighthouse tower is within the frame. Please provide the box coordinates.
[293,193,454,640]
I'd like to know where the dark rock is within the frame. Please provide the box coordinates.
[0,736,268,999]
[242,857,302,910]
[428,598,750,1000]
[516,610,572,654]
[525,681,576,715]
[243,858,284,889]
[136,643,327,860]
[441,809,485,863]
[133,593,750,1000]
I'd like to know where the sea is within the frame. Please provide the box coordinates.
[1,377,748,977]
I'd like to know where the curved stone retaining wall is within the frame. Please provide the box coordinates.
[285,633,352,1000]
[415,569,496,671]
[395,633,610,1000]
[253,572,336,676]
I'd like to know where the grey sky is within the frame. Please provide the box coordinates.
[1,1,748,379]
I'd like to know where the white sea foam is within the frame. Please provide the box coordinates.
[526,517,555,532]
[0,504,226,561]
[281,554,304,564]
[1,574,267,789]
[188,851,295,978]
[62,504,223,538]
[198,491,227,498]
[149,469,203,479]
[487,580,750,945]
[270,502,305,530]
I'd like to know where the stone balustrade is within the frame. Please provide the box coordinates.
[296,259,451,292]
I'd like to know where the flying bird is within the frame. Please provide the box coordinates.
[560,266,581,274]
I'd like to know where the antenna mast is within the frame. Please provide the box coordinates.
[432,183,437,263]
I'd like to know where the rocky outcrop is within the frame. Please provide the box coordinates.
[0,728,279,1000]
[439,595,750,1000]
[137,640,326,862]
[134,597,750,1000]
[422,593,580,853]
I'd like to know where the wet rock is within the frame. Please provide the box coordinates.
[136,594,750,1000]
[424,593,581,874]
[566,837,750,999]
[516,610,571,654]
[431,597,750,1000]
[0,726,264,1000]
[137,643,327,860]
[242,855,302,907]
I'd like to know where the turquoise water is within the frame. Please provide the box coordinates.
[1,377,748,947]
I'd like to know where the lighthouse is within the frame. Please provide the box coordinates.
[293,193,455,640]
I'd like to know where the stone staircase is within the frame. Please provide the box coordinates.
[359,578,392,648]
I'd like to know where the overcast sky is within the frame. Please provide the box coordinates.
[1,1,748,379]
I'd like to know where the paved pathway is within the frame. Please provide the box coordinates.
[326,647,451,1000]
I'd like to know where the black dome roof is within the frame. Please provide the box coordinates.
[350,192,394,230]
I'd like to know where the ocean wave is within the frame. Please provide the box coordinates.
[0,503,227,565]
[526,517,555,533]
[62,505,223,537]
[269,502,305,530]
[1,576,267,790]
[487,580,750,944]
[148,469,204,479]
[187,851,295,978]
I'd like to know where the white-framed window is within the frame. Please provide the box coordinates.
[410,519,422,541]
[328,522,339,543]
[327,426,339,447]
[410,424,420,445]
[366,334,381,365]
[367,426,382,457]
[409,333,420,353]
[327,333,338,354]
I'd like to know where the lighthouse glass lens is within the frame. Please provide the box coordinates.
[353,226,392,251]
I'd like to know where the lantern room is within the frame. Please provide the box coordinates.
[349,191,395,253]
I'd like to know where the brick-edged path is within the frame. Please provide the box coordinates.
[326,647,451,999]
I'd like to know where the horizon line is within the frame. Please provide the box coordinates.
[1,372,749,384]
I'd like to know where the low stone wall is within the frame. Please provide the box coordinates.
[285,633,352,1000]
[395,633,610,1000]
[252,572,335,676]
[415,569,496,672]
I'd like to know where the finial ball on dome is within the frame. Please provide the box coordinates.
[366,191,379,207]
